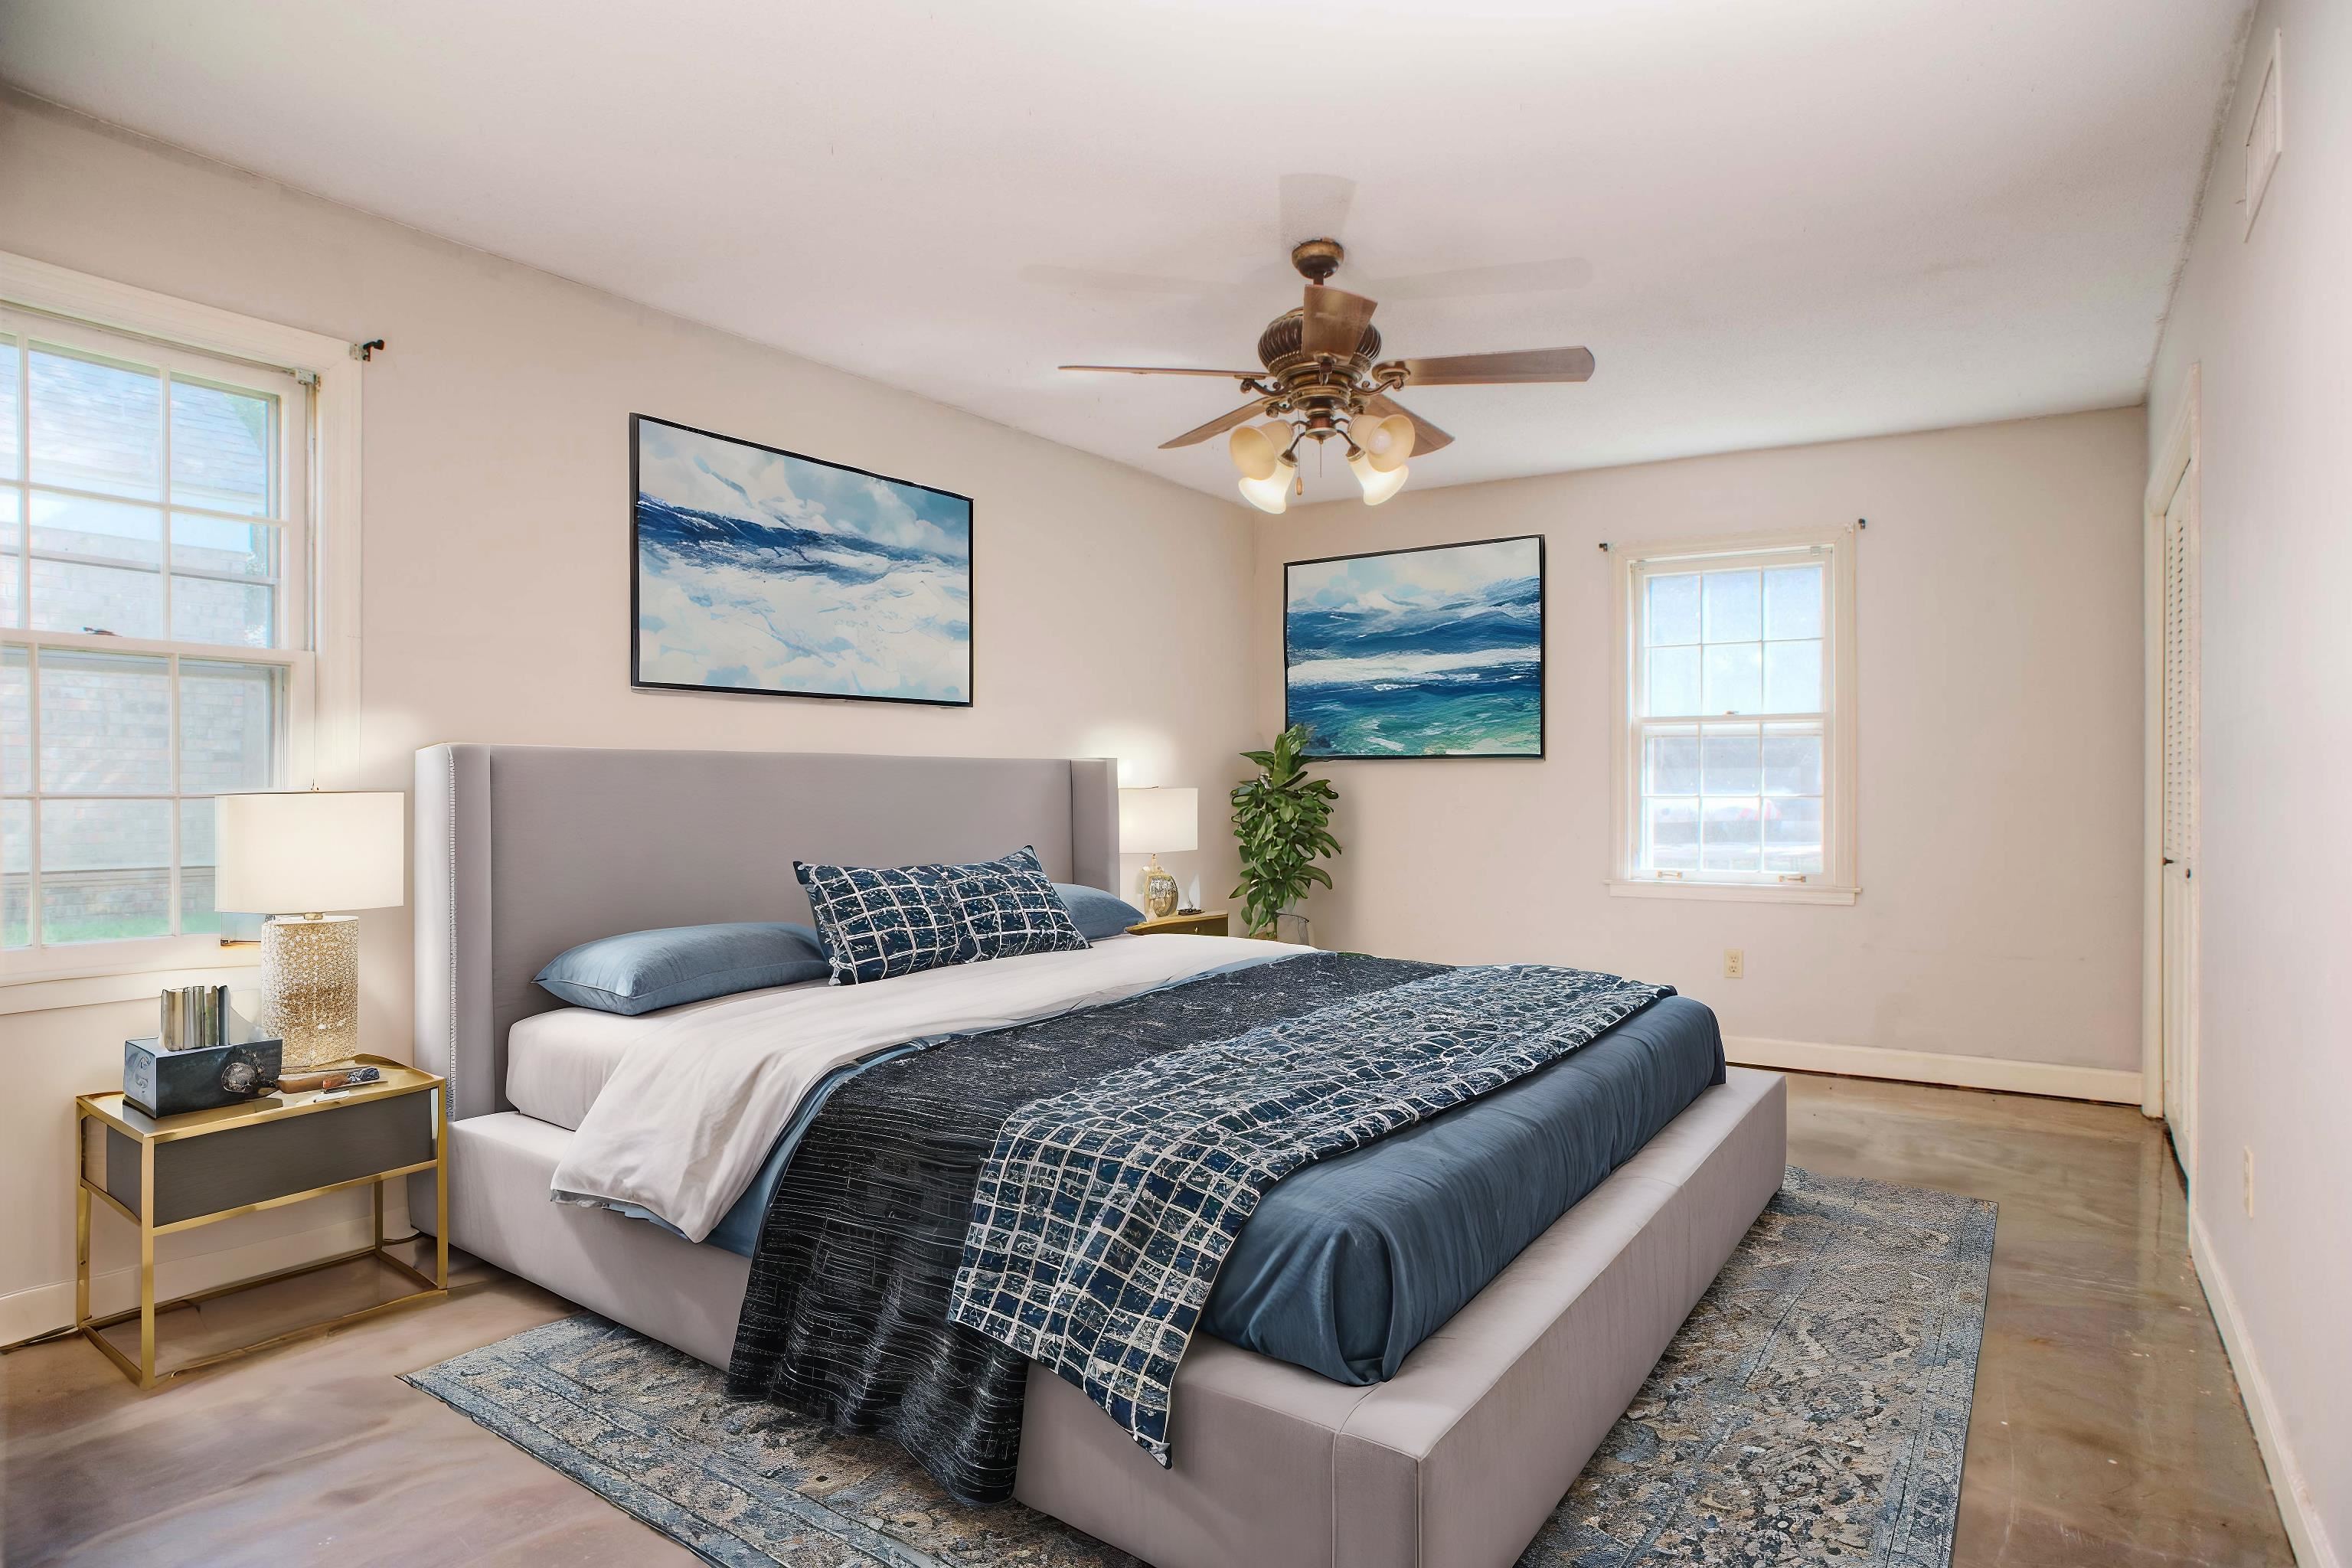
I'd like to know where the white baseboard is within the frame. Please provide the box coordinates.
[0,1214,374,1348]
[1724,1034,2143,1104]
[2190,1209,2339,1568]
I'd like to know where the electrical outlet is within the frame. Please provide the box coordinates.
[1723,949,1744,979]
[2243,1147,2254,1218]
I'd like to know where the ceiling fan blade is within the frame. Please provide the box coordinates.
[1060,364,1259,378]
[1364,392,1454,454]
[1021,263,1233,297]
[1159,400,1272,449]
[1371,257,1594,300]
[1400,346,1596,385]
[1278,172,1357,247]
[1301,286,1378,357]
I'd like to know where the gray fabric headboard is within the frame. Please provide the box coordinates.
[413,743,1120,1120]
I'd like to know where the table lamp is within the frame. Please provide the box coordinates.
[214,789,405,1070]
[1119,786,1197,920]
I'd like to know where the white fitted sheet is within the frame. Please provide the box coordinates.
[507,995,833,1131]
[504,1008,623,1130]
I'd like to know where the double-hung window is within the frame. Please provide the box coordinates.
[1612,528,1857,903]
[1,305,315,973]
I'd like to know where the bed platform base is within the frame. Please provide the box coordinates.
[410,744,1786,1567]
[414,1067,1785,1568]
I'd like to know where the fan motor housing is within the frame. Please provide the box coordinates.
[1258,309,1382,373]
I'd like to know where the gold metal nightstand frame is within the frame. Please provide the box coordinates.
[74,1055,449,1389]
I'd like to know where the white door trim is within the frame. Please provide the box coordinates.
[2142,366,2200,1131]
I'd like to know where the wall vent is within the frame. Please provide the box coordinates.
[2244,29,2283,239]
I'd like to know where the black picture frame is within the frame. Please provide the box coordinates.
[629,412,975,707]
[1282,533,1546,760]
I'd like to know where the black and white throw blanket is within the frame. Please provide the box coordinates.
[946,963,1673,1466]
[725,952,1668,1502]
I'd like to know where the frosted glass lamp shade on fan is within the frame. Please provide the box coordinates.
[214,791,406,1070]
[1119,786,1197,919]
[1232,424,1298,514]
[1348,413,1414,505]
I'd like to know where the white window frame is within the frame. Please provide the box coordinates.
[1608,524,1858,905]
[0,250,361,1001]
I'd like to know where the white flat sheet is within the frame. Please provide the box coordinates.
[548,934,1305,1243]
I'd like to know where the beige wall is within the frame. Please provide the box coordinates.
[2147,1,2350,1558]
[0,94,1256,1341]
[1251,408,2148,1079]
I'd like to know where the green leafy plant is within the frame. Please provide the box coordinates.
[1230,724,1341,937]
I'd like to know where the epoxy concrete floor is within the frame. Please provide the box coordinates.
[0,1073,2297,1566]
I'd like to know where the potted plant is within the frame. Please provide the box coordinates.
[1230,724,1341,942]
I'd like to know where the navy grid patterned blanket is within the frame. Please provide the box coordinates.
[946,962,1673,1466]
[726,951,1442,1504]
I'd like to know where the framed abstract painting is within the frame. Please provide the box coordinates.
[631,414,973,705]
[1285,534,1544,758]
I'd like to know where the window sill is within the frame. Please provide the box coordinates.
[0,948,262,1017]
[1606,878,1859,906]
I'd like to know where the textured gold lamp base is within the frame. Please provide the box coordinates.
[261,914,361,1070]
[1142,854,1180,920]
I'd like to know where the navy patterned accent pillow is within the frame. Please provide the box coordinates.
[953,846,1092,962]
[795,860,975,985]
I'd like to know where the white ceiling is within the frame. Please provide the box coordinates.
[2,0,2251,504]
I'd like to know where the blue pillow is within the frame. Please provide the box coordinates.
[952,848,1091,962]
[1054,883,1145,941]
[536,922,830,1015]
[795,859,975,985]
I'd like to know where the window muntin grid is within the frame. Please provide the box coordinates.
[1629,547,1837,885]
[0,315,303,958]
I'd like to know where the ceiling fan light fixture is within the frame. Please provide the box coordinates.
[1239,456,1297,514]
[1227,423,1282,482]
[1349,449,1409,505]
[1355,412,1415,472]
[1065,232,1585,485]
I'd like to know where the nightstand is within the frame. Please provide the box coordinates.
[1126,910,1231,937]
[74,1054,448,1388]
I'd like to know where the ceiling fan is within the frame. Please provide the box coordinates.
[1061,237,1595,513]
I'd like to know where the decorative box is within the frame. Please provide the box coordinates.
[122,1035,286,1119]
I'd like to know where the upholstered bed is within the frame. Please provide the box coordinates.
[407,743,1786,1568]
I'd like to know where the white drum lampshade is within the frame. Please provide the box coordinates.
[1119,786,1197,919]
[215,790,406,1069]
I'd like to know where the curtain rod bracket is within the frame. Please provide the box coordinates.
[350,338,384,362]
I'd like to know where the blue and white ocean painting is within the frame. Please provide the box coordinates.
[1285,536,1544,756]
[632,418,972,703]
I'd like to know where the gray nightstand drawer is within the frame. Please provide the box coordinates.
[103,1092,436,1228]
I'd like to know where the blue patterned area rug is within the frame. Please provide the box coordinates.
[401,1168,1993,1567]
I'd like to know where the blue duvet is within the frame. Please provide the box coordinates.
[693,985,1722,1386]
[1204,992,1724,1382]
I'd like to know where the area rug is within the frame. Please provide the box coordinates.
[402,1167,1994,1566]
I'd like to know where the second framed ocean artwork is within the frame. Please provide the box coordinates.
[1284,534,1544,758]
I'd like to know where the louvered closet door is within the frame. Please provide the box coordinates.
[2159,468,2197,1171]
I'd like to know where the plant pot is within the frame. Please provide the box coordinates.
[1243,910,1312,944]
